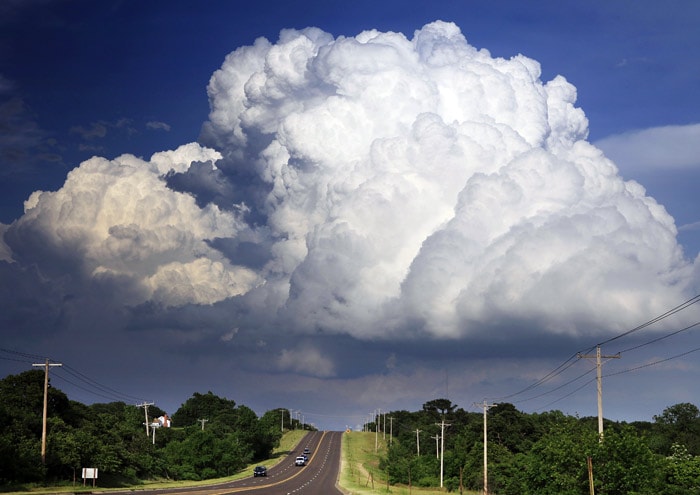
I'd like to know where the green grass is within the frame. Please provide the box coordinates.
[337,431,479,495]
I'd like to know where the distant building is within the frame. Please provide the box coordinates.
[155,414,171,427]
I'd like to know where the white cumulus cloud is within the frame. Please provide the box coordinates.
[200,21,693,338]
[3,21,697,345]
[7,143,258,306]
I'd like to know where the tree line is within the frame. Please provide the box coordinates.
[4,368,700,493]
[374,398,700,494]
[0,370,309,487]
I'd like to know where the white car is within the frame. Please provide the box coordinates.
[295,456,306,466]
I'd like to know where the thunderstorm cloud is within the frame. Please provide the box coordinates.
[2,21,697,353]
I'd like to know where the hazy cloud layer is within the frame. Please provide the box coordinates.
[2,21,698,385]
[596,123,700,172]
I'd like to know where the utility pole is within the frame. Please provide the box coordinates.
[389,417,394,446]
[138,402,155,436]
[32,358,62,464]
[578,345,620,439]
[198,418,209,430]
[436,418,451,488]
[475,400,496,495]
[150,422,159,444]
[375,409,379,453]
[431,434,440,459]
[383,412,386,440]
[415,429,422,455]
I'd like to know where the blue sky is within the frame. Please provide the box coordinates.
[1,0,700,430]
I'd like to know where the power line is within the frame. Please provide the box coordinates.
[488,295,700,407]
[488,352,585,402]
[511,367,596,405]
[597,294,700,347]
[0,347,48,363]
[1,347,151,405]
[58,364,149,403]
[612,321,700,355]
[604,345,700,378]
[537,377,597,412]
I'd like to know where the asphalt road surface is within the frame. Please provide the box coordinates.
[119,430,345,495]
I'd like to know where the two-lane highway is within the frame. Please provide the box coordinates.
[120,431,344,495]
[250,430,344,495]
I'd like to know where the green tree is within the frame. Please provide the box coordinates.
[521,415,597,495]
[593,426,664,494]
[664,443,700,492]
[653,403,700,456]
[171,391,236,427]
[422,398,456,417]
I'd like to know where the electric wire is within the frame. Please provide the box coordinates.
[58,364,149,403]
[486,294,700,408]
[511,366,596,405]
[0,346,151,405]
[611,321,700,355]
[604,345,700,378]
[538,376,597,411]
[50,372,137,403]
[597,294,700,347]
[0,347,49,363]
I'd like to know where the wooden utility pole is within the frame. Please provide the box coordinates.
[475,400,496,495]
[435,418,451,488]
[389,417,394,445]
[375,409,379,452]
[32,359,62,464]
[578,345,620,439]
[138,402,154,436]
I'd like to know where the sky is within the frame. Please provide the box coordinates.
[2,0,700,432]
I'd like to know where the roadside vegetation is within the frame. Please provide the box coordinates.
[340,398,700,494]
[3,370,700,494]
[339,430,478,494]
[0,370,313,492]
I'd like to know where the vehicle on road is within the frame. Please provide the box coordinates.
[295,456,306,466]
[253,466,267,477]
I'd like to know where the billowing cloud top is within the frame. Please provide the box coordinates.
[3,22,696,347]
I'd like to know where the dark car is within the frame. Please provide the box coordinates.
[253,466,267,477]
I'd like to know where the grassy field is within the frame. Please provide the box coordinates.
[337,431,479,495]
